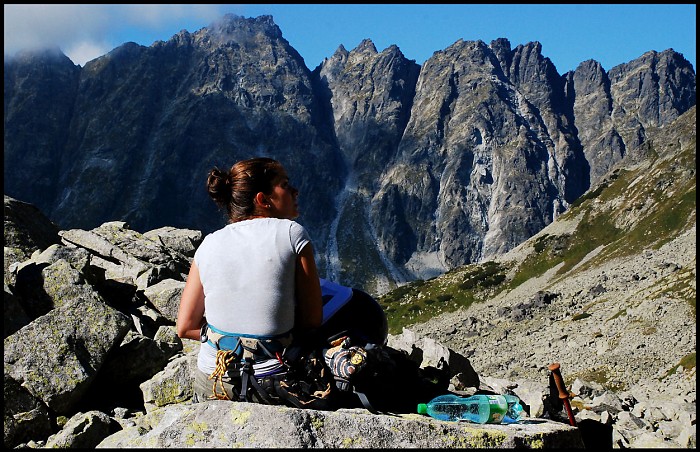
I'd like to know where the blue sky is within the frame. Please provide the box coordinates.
[4,4,696,74]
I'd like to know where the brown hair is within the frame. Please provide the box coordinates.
[207,157,285,222]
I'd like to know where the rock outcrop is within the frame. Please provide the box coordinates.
[96,400,582,449]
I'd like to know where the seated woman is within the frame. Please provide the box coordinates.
[176,157,322,403]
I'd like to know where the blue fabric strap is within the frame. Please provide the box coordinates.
[206,323,292,340]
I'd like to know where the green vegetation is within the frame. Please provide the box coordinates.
[459,261,506,290]
[569,181,609,209]
[505,141,695,290]
[659,352,696,381]
[555,213,621,275]
[506,234,569,290]
[608,309,627,321]
[568,367,626,392]
[571,312,592,321]
[379,261,506,334]
[680,352,696,370]
[642,326,657,335]
[589,145,696,265]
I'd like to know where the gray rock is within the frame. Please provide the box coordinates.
[97,329,182,389]
[97,400,584,448]
[388,327,480,388]
[143,278,185,322]
[677,424,697,448]
[591,391,624,414]
[140,354,197,412]
[628,431,679,448]
[130,303,171,338]
[143,226,202,258]
[4,284,30,338]
[3,370,53,449]
[3,195,61,256]
[44,410,120,448]
[4,298,131,414]
[571,377,605,398]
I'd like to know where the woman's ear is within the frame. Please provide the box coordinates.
[254,192,270,208]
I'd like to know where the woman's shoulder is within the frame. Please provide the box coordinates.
[264,217,304,229]
[280,218,307,232]
[204,218,305,234]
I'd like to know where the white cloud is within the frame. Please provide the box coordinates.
[4,4,231,66]
[4,4,111,63]
[63,40,112,67]
[118,4,225,28]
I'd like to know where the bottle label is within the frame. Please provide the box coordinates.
[486,396,507,423]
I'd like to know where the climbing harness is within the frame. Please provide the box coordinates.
[202,322,291,403]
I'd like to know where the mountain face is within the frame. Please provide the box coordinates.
[3,14,696,294]
[402,105,696,418]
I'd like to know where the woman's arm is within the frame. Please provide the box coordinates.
[295,243,323,330]
[177,261,206,341]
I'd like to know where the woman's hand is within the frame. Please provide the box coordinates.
[177,261,206,341]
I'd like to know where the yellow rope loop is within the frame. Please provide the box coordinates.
[208,349,237,400]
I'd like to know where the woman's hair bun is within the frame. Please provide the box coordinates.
[207,167,232,207]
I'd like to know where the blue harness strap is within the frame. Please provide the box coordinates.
[204,323,292,357]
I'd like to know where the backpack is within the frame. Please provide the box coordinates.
[202,278,449,413]
[326,341,450,413]
[316,279,451,413]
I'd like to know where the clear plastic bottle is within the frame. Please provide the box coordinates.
[417,394,509,424]
[502,394,524,423]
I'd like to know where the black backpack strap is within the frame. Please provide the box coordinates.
[238,359,278,404]
[354,389,378,414]
[272,379,306,409]
[238,360,251,402]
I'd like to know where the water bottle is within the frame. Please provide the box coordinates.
[417,394,509,423]
[503,394,524,423]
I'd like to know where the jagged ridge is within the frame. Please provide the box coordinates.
[3,14,696,295]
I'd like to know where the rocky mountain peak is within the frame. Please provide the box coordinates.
[574,59,605,76]
[209,13,282,39]
[489,37,513,74]
[333,43,349,56]
[352,38,378,55]
[5,46,71,65]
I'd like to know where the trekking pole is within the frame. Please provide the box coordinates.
[548,362,577,427]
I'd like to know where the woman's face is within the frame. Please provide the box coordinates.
[267,169,299,219]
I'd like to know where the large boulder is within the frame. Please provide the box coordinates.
[3,195,61,286]
[97,399,584,448]
[4,298,132,415]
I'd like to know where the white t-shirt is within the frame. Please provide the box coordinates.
[194,217,311,373]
